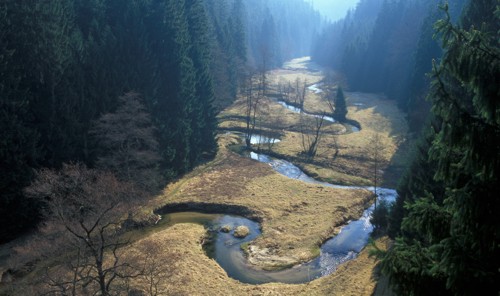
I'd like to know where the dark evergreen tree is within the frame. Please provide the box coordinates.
[229,0,247,63]
[0,0,225,241]
[379,2,500,294]
[389,125,444,238]
[157,0,196,175]
[203,0,245,109]
[185,0,218,163]
[425,3,499,292]
[405,8,442,133]
[258,12,280,69]
[333,87,348,122]
[312,0,468,134]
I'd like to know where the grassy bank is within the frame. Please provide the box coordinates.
[141,57,408,294]
[151,132,373,269]
[121,224,392,295]
[1,57,407,295]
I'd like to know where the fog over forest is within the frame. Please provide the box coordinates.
[307,0,360,21]
[0,0,498,295]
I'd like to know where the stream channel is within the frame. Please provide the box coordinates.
[157,84,392,284]
[158,149,396,285]
[275,82,360,132]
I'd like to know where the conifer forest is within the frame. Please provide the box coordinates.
[0,0,498,295]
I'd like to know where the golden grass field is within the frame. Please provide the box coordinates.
[120,224,392,296]
[135,57,409,294]
[1,57,407,295]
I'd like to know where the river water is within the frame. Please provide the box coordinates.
[159,59,392,284]
[159,150,396,285]
[276,99,360,132]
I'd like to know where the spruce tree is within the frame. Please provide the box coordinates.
[426,2,499,293]
[334,86,347,122]
[185,0,217,163]
[380,2,500,295]
[230,0,247,63]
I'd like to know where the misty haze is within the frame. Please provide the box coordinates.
[0,0,498,295]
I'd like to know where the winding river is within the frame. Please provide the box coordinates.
[276,86,361,132]
[158,149,396,285]
[157,62,394,284]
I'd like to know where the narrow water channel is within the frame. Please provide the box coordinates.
[250,135,281,145]
[156,149,396,285]
[276,99,360,132]
[157,78,388,283]
[277,100,335,122]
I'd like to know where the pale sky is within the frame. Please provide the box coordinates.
[307,0,360,22]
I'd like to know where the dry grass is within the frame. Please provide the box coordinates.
[1,57,406,295]
[282,90,409,188]
[150,132,373,268]
[139,56,406,294]
[219,61,408,188]
[121,225,391,295]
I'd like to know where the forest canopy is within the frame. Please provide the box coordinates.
[0,0,322,242]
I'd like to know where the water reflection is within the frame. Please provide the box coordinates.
[250,135,281,145]
[308,83,323,94]
[158,153,396,285]
[277,101,335,122]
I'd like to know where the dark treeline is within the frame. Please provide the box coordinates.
[0,0,233,242]
[380,1,500,294]
[243,0,323,69]
[312,0,466,132]
[313,0,500,294]
[203,0,246,109]
[0,0,323,243]
[204,0,323,108]
[315,0,499,294]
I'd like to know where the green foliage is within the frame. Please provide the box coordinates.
[370,199,390,233]
[381,2,500,295]
[401,195,451,244]
[0,0,223,241]
[380,238,449,295]
[333,86,348,122]
[390,128,445,238]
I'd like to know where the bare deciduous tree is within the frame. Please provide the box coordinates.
[90,92,162,193]
[320,73,343,160]
[293,78,324,159]
[299,114,326,160]
[22,163,143,295]
[243,74,261,149]
[131,240,180,296]
[294,78,307,108]
[367,133,385,208]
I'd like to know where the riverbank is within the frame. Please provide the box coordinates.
[1,57,408,295]
[151,132,374,269]
[219,57,408,188]
[143,56,408,294]
[123,223,392,295]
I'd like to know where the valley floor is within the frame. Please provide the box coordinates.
[0,57,407,295]
[139,57,408,294]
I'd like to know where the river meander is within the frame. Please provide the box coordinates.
[154,56,398,285]
[155,151,396,285]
